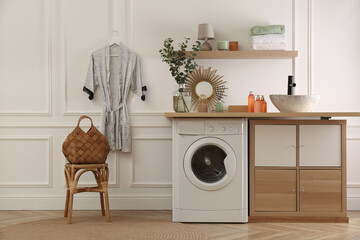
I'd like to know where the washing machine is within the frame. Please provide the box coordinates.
[172,118,248,222]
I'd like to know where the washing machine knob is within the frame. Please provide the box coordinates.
[222,127,226,132]
[208,126,214,132]
[229,127,233,131]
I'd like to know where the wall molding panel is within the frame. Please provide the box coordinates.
[0,136,52,188]
[60,0,112,116]
[130,136,172,188]
[0,0,52,116]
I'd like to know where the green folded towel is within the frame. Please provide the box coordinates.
[251,25,285,35]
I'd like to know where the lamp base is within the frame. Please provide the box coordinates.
[200,41,212,51]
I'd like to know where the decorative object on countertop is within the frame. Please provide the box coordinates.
[228,105,248,112]
[248,91,255,112]
[159,37,201,112]
[287,75,296,95]
[198,23,215,51]
[198,95,208,112]
[62,115,110,164]
[187,66,227,111]
[229,41,239,51]
[215,86,225,112]
[261,95,267,112]
[173,84,192,112]
[250,25,286,50]
[217,41,229,51]
[254,95,262,112]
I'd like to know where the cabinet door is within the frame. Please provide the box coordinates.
[255,170,297,212]
[299,125,341,166]
[255,125,296,166]
[300,170,342,212]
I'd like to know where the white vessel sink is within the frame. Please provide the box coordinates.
[269,94,321,113]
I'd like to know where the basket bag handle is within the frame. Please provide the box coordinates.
[76,115,94,133]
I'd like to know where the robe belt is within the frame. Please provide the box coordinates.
[104,102,126,124]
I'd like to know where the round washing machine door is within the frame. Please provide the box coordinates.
[183,137,237,191]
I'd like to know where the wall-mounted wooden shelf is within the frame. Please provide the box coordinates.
[186,50,298,59]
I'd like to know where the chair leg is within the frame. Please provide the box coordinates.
[64,189,70,217]
[68,191,74,224]
[104,190,110,222]
[67,167,77,224]
[64,167,71,218]
[100,192,105,216]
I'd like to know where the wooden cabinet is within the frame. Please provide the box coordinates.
[254,125,296,166]
[299,125,342,166]
[249,120,348,223]
[255,170,296,212]
[300,170,342,212]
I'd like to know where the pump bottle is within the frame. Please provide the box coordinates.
[248,91,255,112]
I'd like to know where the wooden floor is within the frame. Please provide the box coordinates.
[1,210,360,239]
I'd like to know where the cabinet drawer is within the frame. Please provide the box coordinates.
[299,125,341,166]
[255,125,296,166]
[255,170,297,212]
[300,170,342,212]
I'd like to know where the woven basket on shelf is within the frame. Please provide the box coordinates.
[62,115,110,164]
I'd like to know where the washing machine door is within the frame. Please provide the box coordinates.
[184,137,237,191]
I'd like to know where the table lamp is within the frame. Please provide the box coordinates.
[198,23,215,51]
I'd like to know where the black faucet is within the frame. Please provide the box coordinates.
[288,75,296,95]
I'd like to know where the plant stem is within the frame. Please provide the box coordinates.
[180,91,189,112]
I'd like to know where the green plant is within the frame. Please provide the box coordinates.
[159,37,201,84]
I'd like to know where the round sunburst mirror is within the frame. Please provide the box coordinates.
[187,66,227,111]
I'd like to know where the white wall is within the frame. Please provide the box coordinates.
[0,0,359,210]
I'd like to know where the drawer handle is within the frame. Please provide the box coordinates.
[301,189,305,192]
[291,145,296,148]
[300,144,305,148]
[292,189,295,192]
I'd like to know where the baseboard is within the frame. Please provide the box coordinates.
[0,196,172,210]
[248,216,349,223]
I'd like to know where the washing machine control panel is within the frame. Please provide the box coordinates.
[204,121,241,135]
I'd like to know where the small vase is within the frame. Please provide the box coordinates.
[215,101,224,112]
[173,83,192,112]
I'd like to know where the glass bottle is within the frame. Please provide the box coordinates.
[173,83,192,112]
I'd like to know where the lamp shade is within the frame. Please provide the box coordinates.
[198,23,215,40]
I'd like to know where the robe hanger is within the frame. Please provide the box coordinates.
[109,30,120,46]
[109,30,120,56]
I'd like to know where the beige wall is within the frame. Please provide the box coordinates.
[0,0,359,210]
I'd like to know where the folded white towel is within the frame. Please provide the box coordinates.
[251,42,287,51]
[251,34,286,43]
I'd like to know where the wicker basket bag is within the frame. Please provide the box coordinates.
[62,115,110,164]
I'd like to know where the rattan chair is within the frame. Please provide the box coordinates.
[64,163,110,224]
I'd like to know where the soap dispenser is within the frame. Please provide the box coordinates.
[248,91,255,112]
[261,95,267,113]
[254,95,262,112]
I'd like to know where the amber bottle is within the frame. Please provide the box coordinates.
[254,95,262,112]
[248,91,255,112]
[261,95,267,113]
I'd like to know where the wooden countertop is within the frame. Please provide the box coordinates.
[164,112,360,118]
